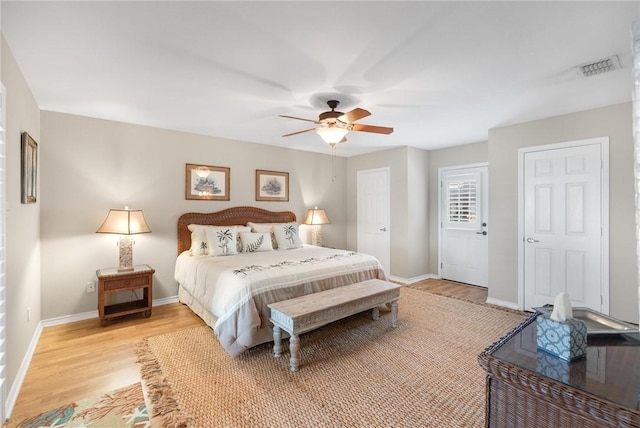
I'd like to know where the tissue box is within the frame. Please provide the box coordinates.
[536,314,587,361]
[536,349,587,386]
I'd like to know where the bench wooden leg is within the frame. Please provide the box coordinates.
[273,325,282,358]
[289,334,300,372]
[372,307,380,320]
[390,300,398,327]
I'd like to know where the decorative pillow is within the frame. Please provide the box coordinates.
[235,226,252,252]
[187,224,213,255]
[205,227,238,256]
[272,222,303,250]
[239,232,273,253]
[247,222,280,249]
[188,224,248,255]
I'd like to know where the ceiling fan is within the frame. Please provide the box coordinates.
[279,100,394,146]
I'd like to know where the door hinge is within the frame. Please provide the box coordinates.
[440,262,443,269]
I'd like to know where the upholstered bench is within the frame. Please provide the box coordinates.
[268,279,401,371]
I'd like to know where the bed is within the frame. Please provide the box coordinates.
[175,206,387,357]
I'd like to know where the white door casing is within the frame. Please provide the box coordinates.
[518,138,609,313]
[439,164,489,287]
[357,168,391,276]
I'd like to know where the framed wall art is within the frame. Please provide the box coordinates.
[21,132,37,204]
[185,163,230,201]
[255,169,289,202]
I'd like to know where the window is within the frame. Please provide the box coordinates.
[444,172,481,231]
[0,83,6,422]
[448,180,478,223]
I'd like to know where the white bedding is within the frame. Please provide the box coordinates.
[175,245,387,356]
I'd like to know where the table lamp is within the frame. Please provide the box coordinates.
[303,206,330,246]
[96,206,151,271]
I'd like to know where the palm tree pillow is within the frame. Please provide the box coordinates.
[205,227,239,256]
[272,223,303,250]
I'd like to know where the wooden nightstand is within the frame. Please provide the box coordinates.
[96,264,154,326]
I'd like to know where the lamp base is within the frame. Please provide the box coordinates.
[311,225,322,246]
[118,235,134,272]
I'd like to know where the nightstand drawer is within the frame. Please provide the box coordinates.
[103,275,150,291]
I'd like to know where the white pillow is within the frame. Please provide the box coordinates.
[272,222,302,250]
[235,226,252,252]
[187,224,212,255]
[188,224,248,255]
[239,232,273,253]
[205,227,238,256]
[247,222,274,232]
[246,222,280,249]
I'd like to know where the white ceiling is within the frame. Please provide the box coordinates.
[2,1,638,157]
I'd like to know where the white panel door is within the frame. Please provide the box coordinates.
[440,166,488,287]
[357,168,390,276]
[523,144,602,311]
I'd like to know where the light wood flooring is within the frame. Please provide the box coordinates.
[8,303,204,423]
[7,279,486,423]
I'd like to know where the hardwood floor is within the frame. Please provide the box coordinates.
[8,303,204,423]
[8,279,485,423]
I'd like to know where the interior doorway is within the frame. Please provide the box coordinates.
[357,167,391,276]
[518,137,609,313]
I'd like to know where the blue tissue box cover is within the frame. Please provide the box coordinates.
[536,315,587,361]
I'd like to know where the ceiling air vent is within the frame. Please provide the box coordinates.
[575,55,621,77]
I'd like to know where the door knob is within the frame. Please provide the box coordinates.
[380,227,387,232]
[526,237,539,243]
[476,231,487,235]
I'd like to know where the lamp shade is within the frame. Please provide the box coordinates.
[303,207,330,225]
[96,208,151,235]
[316,126,348,145]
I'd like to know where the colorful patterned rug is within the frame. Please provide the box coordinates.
[6,383,149,428]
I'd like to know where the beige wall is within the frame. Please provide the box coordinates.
[406,147,430,279]
[39,111,347,319]
[488,102,638,323]
[427,141,488,274]
[346,146,430,281]
[2,35,41,403]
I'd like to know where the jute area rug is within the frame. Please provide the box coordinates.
[136,288,525,427]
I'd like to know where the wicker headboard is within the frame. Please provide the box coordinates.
[177,206,297,254]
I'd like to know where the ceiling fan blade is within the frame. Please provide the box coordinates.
[351,124,394,135]
[338,108,370,123]
[278,114,320,124]
[282,128,317,137]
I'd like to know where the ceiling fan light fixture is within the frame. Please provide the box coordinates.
[316,126,348,145]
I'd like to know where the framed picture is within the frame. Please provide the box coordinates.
[256,169,289,202]
[21,132,37,204]
[185,163,230,201]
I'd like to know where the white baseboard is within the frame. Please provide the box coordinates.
[388,273,439,285]
[6,295,180,419]
[486,297,521,311]
[154,296,179,306]
[5,322,42,419]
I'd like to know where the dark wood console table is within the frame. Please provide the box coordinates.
[478,313,640,427]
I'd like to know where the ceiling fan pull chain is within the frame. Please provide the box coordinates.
[331,144,337,181]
